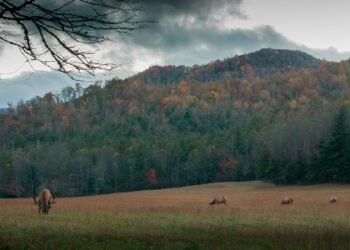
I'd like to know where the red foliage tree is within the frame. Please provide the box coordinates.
[146,168,159,185]
[216,157,238,180]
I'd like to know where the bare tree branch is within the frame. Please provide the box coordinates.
[0,0,146,80]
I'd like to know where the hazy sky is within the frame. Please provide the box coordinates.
[235,0,350,51]
[1,0,350,107]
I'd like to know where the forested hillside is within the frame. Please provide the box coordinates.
[1,49,350,197]
[130,48,321,85]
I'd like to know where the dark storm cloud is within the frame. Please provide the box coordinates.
[130,25,296,64]
[116,22,350,67]
[137,0,245,20]
[111,0,350,66]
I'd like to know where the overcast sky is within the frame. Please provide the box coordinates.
[1,0,350,107]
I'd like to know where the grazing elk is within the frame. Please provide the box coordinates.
[329,196,337,204]
[281,196,293,205]
[33,188,56,214]
[209,196,228,205]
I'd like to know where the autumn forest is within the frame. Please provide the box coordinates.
[1,48,350,197]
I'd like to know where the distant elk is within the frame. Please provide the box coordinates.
[329,196,337,204]
[281,196,293,205]
[33,188,56,214]
[209,196,228,205]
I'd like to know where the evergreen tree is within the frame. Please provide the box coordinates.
[256,147,270,180]
[326,106,348,182]
[310,106,349,182]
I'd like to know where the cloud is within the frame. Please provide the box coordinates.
[0,72,73,107]
[0,44,4,57]
[113,23,350,70]
[137,0,245,22]
[106,0,350,69]
[301,47,350,62]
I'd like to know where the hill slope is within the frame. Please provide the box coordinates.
[1,49,350,197]
[131,48,321,85]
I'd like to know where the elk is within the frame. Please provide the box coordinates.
[209,196,228,205]
[281,196,293,205]
[329,196,337,204]
[33,188,56,214]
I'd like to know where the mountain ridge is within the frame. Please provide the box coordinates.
[130,48,322,85]
[1,48,350,196]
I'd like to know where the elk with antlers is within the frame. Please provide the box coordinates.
[33,188,56,214]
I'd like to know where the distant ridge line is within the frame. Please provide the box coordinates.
[130,48,321,85]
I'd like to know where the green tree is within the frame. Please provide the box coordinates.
[326,106,348,181]
[310,106,349,182]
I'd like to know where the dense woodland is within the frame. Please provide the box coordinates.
[1,49,350,197]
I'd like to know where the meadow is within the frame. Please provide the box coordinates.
[0,181,349,249]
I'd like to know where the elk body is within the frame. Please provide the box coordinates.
[209,196,227,205]
[281,196,293,205]
[33,188,56,214]
[329,196,337,204]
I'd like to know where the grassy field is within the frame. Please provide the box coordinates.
[0,181,350,249]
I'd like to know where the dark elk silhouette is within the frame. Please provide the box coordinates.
[281,196,293,205]
[209,196,228,205]
[33,186,56,214]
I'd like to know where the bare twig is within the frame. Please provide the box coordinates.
[0,0,146,80]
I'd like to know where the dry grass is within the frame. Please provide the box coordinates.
[3,181,349,216]
[1,181,350,249]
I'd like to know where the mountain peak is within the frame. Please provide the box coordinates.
[246,48,319,61]
[131,49,321,85]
